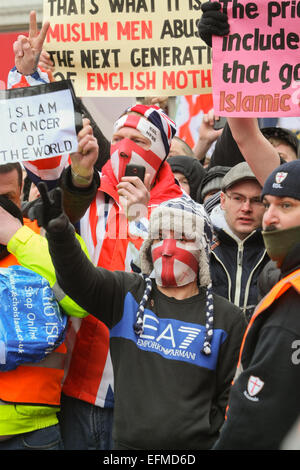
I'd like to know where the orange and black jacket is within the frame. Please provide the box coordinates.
[214,243,300,450]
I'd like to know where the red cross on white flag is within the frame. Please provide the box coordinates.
[247,376,264,397]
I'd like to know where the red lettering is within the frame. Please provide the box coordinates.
[86,72,156,92]
[200,69,212,88]
[218,91,292,113]
[117,21,152,40]
[163,71,176,90]
[87,73,96,91]
[46,22,108,43]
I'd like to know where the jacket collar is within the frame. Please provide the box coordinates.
[213,225,263,245]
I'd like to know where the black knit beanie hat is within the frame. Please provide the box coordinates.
[261,160,300,201]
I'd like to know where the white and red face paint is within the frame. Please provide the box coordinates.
[151,238,200,287]
[110,113,166,185]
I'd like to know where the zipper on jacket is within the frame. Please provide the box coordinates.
[234,243,244,306]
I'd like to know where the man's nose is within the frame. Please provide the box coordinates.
[240,198,252,211]
[120,152,129,158]
[263,205,278,228]
[161,239,176,256]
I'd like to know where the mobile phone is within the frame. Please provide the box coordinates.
[125,164,145,182]
[213,117,227,130]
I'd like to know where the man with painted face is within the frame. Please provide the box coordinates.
[11,32,185,449]
[22,187,245,450]
[52,104,185,450]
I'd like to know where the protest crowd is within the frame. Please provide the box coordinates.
[0,1,300,452]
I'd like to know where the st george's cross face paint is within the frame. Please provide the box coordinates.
[151,238,200,287]
[110,113,167,185]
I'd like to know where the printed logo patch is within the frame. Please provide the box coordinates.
[275,172,288,184]
[244,375,264,401]
[110,292,228,370]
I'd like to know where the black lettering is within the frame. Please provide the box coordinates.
[101,49,110,67]
[160,19,173,38]
[10,122,17,133]
[279,63,300,89]
[80,49,120,68]
[223,60,270,84]
[108,0,155,13]
[47,0,86,16]
[219,0,258,18]
[46,50,75,67]
[68,0,79,14]
[109,0,125,12]
[268,0,300,27]
[222,29,300,52]
[38,104,45,114]
[48,102,57,113]
[16,106,23,118]
[89,0,99,14]
[131,46,210,67]
[160,18,200,39]
[188,0,202,10]
[0,150,8,161]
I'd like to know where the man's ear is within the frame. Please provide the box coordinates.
[220,191,226,210]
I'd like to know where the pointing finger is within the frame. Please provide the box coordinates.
[37,182,51,208]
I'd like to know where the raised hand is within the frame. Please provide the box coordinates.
[198,2,229,47]
[38,49,55,73]
[28,182,67,233]
[117,173,151,221]
[193,109,224,162]
[13,11,50,75]
[70,118,99,187]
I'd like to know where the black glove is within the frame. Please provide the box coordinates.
[28,182,68,232]
[198,2,230,47]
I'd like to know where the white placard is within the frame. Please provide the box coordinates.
[0,86,79,164]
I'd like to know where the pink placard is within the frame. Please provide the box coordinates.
[212,0,300,117]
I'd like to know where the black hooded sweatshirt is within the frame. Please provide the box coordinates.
[168,155,206,202]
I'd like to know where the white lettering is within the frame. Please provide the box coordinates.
[156,323,175,347]
[291,339,300,364]
[140,313,159,340]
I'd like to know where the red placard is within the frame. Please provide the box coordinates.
[0,31,25,89]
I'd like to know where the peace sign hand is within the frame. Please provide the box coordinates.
[13,11,50,75]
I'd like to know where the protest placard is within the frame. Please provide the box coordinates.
[212,0,300,117]
[43,0,212,97]
[0,80,81,164]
